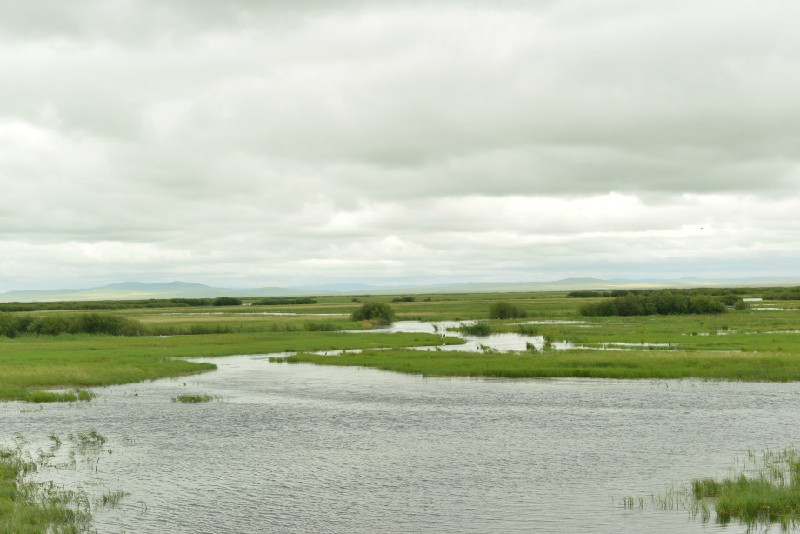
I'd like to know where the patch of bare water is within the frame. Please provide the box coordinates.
[3,357,798,533]
[366,321,679,353]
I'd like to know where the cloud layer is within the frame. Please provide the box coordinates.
[1,1,799,289]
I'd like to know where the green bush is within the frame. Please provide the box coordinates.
[350,302,395,324]
[579,290,727,317]
[0,312,144,337]
[255,297,316,305]
[566,290,610,298]
[488,302,526,319]
[212,297,243,306]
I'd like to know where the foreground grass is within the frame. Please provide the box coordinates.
[0,331,459,402]
[0,446,90,533]
[692,449,800,528]
[277,349,800,381]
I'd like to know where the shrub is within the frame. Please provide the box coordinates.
[255,297,316,305]
[350,302,395,324]
[391,296,416,303]
[0,312,21,337]
[488,302,526,319]
[719,295,741,306]
[578,290,726,317]
[212,297,242,306]
[0,313,145,337]
[566,290,610,298]
[688,295,726,314]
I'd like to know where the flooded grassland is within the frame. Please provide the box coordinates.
[2,290,800,532]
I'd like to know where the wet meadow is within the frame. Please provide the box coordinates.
[2,287,800,531]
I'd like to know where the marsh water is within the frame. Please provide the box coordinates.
[361,320,674,352]
[3,355,800,533]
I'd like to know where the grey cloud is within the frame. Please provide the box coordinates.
[1,0,799,288]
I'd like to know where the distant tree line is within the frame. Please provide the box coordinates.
[0,297,232,312]
[569,287,748,300]
[0,313,145,338]
[211,297,242,306]
[253,297,317,305]
[566,290,613,298]
[578,290,728,317]
[0,295,323,312]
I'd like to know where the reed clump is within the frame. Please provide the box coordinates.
[691,448,800,528]
[24,389,96,403]
[173,394,216,403]
[0,446,91,532]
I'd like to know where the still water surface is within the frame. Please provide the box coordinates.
[2,356,799,533]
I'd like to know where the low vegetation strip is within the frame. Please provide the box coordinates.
[0,312,145,338]
[277,349,800,381]
[579,291,728,316]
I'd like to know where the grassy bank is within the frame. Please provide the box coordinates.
[277,349,800,381]
[0,331,459,402]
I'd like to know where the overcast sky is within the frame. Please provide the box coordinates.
[1,0,799,290]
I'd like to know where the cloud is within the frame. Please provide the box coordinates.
[0,0,798,288]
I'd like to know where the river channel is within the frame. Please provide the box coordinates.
[2,352,799,533]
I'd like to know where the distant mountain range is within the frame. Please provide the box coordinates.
[1,276,799,303]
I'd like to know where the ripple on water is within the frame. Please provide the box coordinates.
[2,356,797,533]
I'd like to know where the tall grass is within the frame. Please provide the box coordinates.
[691,449,800,528]
[277,349,800,381]
[0,446,91,532]
[0,312,145,338]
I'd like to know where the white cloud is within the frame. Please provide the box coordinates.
[1,1,798,289]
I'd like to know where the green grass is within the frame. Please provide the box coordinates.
[277,349,800,381]
[172,394,215,403]
[690,449,800,528]
[22,389,96,404]
[0,446,90,533]
[2,291,800,403]
[0,330,459,402]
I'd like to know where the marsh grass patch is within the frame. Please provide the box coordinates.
[172,394,217,403]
